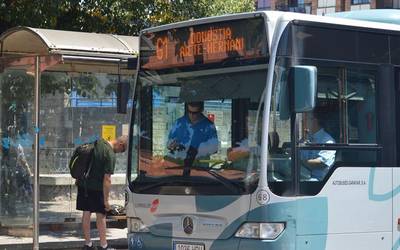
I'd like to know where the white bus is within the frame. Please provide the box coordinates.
[125,9,400,250]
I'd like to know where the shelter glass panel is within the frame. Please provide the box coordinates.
[39,70,134,225]
[0,56,36,240]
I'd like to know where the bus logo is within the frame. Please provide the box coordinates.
[150,199,159,213]
[183,216,194,234]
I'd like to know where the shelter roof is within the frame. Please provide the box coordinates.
[0,27,138,73]
[0,26,138,60]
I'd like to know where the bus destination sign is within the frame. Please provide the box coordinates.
[140,17,267,70]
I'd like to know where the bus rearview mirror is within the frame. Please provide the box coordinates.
[291,66,317,113]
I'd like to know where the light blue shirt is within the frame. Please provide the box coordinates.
[302,128,336,180]
[167,114,218,159]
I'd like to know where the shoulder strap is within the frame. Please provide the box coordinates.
[83,141,96,179]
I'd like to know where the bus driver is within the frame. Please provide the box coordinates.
[167,101,218,161]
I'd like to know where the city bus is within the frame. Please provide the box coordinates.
[125,9,400,250]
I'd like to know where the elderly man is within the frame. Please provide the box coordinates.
[77,135,128,250]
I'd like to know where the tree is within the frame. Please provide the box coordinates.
[207,0,255,17]
[0,0,255,35]
[0,0,59,34]
[149,0,255,26]
[0,0,150,35]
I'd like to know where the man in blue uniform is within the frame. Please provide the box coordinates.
[301,112,336,181]
[167,102,218,166]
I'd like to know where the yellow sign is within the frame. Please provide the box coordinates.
[102,125,116,141]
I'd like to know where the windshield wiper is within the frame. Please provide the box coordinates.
[189,166,245,194]
[135,178,191,192]
[162,165,245,194]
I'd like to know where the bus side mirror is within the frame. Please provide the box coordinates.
[117,81,130,114]
[290,66,317,113]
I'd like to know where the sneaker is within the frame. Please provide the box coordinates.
[97,246,116,250]
[82,245,95,250]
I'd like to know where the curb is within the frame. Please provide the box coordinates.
[1,238,127,250]
[0,220,127,250]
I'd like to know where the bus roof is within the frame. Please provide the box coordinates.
[140,10,400,35]
[267,9,400,33]
[327,9,400,25]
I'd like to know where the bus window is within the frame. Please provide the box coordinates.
[298,67,340,182]
[296,66,378,195]
[133,68,267,195]
[268,22,383,196]
[346,70,377,144]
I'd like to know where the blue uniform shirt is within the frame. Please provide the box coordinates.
[301,128,336,180]
[167,114,218,159]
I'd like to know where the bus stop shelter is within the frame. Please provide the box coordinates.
[0,26,137,248]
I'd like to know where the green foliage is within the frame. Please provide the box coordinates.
[207,0,256,17]
[0,0,255,35]
[0,0,149,35]
[150,0,255,26]
[0,70,34,103]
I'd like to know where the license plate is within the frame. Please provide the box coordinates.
[173,242,205,250]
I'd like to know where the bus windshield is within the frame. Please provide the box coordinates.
[130,17,268,195]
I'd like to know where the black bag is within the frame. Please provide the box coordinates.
[106,204,126,216]
[69,141,96,180]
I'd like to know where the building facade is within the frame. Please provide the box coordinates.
[256,0,400,15]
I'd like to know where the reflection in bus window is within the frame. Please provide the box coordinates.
[135,67,267,194]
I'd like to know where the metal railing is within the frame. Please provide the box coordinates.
[39,148,74,174]
[38,147,127,174]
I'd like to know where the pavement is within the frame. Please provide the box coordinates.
[0,227,128,250]
[0,199,128,250]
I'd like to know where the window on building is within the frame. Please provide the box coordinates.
[395,0,400,8]
[257,0,271,10]
[317,0,336,15]
[318,0,336,8]
[351,0,370,4]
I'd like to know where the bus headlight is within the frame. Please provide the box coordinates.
[128,217,150,233]
[235,222,285,240]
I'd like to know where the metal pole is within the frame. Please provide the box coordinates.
[33,56,40,250]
